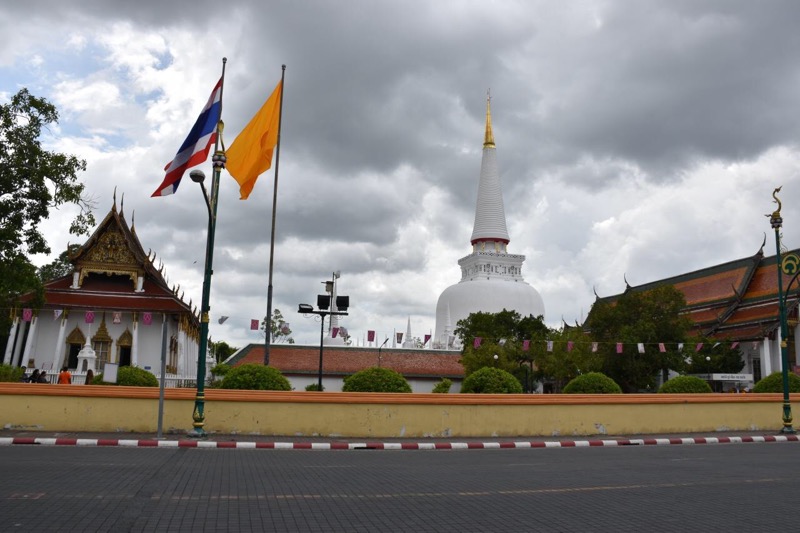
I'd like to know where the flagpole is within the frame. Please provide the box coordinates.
[191,57,227,437]
[263,65,286,366]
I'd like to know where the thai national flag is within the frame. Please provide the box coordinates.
[152,78,223,197]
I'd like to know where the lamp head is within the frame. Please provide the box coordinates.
[298,303,314,314]
[190,170,206,183]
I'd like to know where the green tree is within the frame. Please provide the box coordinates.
[1,89,94,347]
[37,244,81,282]
[586,285,691,392]
[209,339,238,364]
[533,325,604,393]
[684,339,744,375]
[262,308,295,344]
[455,309,549,390]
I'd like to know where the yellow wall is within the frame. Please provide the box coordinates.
[1,384,796,437]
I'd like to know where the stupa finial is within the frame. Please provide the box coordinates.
[483,89,495,148]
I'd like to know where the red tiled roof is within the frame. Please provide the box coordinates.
[230,344,465,378]
[673,267,747,306]
[21,273,191,313]
[592,245,800,340]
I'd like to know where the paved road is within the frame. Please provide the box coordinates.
[1,443,797,532]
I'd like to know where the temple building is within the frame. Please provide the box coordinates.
[591,240,800,386]
[433,96,545,347]
[4,199,201,381]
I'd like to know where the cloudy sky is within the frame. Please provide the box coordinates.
[4,1,800,347]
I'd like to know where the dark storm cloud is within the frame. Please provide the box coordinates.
[10,0,800,344]
[525,1,800,181]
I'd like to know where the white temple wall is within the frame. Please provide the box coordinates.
[21,312,187,376]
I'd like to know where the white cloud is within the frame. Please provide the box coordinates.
[6,1,800,348]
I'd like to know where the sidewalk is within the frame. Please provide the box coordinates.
[1,428,798,450]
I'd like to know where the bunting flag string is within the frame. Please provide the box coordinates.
[459,336,747,354]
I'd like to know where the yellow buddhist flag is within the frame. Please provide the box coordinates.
[226,80,283,199]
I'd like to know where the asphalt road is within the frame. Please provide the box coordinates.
[1,443,797,532]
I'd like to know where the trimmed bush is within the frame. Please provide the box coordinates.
[753,372,800,393]
[342,367,412,393]
[658,375,712,394]
[432,378,452,394]
[562,372,622,394]
[210,364,231,377]
[305,383,323,391]
[0,364,25,382]
[219,364,291,391]
[91,366,159,387]
[461,367,523,394]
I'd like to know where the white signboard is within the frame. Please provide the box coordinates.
[690,373,753,382]
[103,363,119,384]
[712,373,753,381]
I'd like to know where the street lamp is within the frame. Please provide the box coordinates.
[377,337,389,367]
[768,186,795,434]
[298,287,349,391]
[187,145,226,438]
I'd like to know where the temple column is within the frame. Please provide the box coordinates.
[3,317,19,365]
[20,314,39,367]
[12,321,28,367]
[762,336,773,376]
[131,313,139,367]
[51,314,68,371]
[178,326,188,377]
[794,322,800,369]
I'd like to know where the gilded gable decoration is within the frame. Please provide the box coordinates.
[92,319,112,343]
[117,328,133,346]
[77,227,143,288]
[66,326,86,345]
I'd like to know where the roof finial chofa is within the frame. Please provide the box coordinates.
[484,89,495,148]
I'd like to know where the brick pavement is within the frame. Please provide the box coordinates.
[1,440,799,531]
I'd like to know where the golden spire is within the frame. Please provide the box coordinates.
[483,89,495,148]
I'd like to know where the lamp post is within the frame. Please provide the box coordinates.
[187,147,225,438]
[298,288,349,391]
[768,186,795,434]
[377,337,389,367]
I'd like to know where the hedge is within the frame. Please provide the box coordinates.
[461,367,523,394]
[658,375,713,394]
[562,372,622,394]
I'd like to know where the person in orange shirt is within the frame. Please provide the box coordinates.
[57,366,72,384]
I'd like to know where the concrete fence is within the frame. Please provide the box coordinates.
[1,383,797,437]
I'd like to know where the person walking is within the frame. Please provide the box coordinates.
[57,367,72,384]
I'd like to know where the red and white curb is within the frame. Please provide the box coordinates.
[0,434,798,450]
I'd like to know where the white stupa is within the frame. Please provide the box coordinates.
[433,94,545,348]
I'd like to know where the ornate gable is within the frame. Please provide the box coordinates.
[77,224,142,287]
[69,199,161,291]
